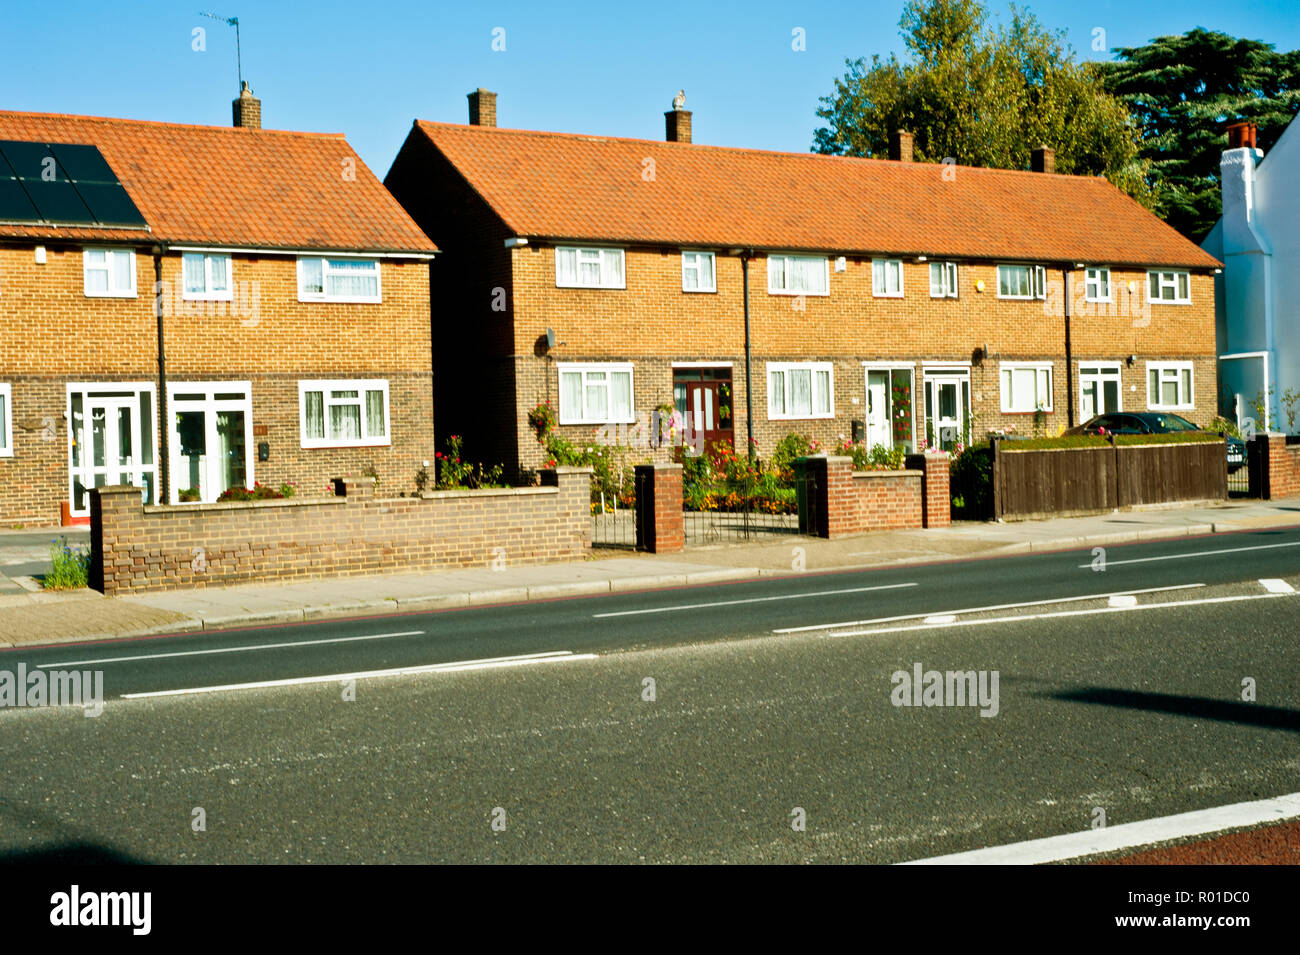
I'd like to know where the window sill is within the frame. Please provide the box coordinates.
[768,290,830,297]
[297,296,383,304]
[84,290,138,299]
[554,283,626,291]
[183,293,235,302]
[300,440,392,450]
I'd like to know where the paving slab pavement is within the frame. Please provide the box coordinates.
[3,497,1300,649]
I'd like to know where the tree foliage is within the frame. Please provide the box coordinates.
[813,0,1152,205]
[1099,28,1300,241]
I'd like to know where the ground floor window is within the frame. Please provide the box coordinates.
[1079,363,1122,420]
[767,362,834,420]
[299,379,390,447]
[863,365,915,452]
[999,362,1053,413]
[0,384,11,456]
[1146,362,1194,410]
[169,383,253,503]
[67,382,158,516]
[557,363,634,425]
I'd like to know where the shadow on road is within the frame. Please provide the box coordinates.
[0,842,149,864]
[1044,686,1300,733]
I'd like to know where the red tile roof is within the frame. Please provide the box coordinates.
[0,111,436,253]
[413,121,1218,269]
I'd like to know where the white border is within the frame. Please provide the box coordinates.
[82,247,137,298]
[180,252,234,302]
[871,258,905,298]
[766,254,830,297]
[680,250,717,293]
[1148,269,1192,305]
[555,246,627,290]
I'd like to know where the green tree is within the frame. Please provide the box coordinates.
[813,0,1152,205]
[1100,29,1300,241]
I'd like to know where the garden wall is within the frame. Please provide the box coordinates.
[993,439,1225,521]
[1250,434,1300,499]
[90,467,592,595]
[803,453,949,538]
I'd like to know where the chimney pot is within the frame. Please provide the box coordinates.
[888,130,914,163]
[1226,121,1258,150]
[232,81,261,129]
[665,108,692,143]
[1031,146,1055,174]
[468,89,497,127]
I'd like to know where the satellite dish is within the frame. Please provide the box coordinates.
[546,327,556,349]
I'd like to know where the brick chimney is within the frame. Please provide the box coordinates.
[888,130,914,162]
[1226,121,1258,150]
[665,91,692,143]
[468,89,497,127]
[232,81,261,129]
[1031,146,1055,174]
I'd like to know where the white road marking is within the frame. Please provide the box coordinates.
[923,614,957,625]
[1260,577,1295,594]
[1107,594,1137,607]
[900,792,1300,865]
[774,583,1204,634]
[592,582,917,618]
[38,630,426,668]
[120,651,597,699]
[1074,539,1300,569]
[829,590,1290,638]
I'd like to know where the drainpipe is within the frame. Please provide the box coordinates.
[742,251,755,463]
[1063,266,1074,427]
[154,245,169,506]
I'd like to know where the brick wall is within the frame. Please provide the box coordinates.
[803,454,949,538]
[90,467,592,595]
[0,244,434,526]
[1253,434,1300,499]
[633,463,684,553]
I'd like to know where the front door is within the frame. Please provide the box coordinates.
[866,370,891,448]
[169,384,253,503]
[674,367,734,454]
[67,384,158,515]
[1079,364,1122,421]
[926,372,969,451]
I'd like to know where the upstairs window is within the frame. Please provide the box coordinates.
[997,264,1046,300]
[556,247,625,289]
[297,257,381,303]
[1084,267,1111,303]
[681,251,716,292]
[872,259,904,298]
[182,253,232,301]
[929,261,958,298]
[83,248,136,298]
[1148,270,1190,304]
[767,255,829,296]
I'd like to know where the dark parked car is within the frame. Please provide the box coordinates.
[1064,412,1246,472]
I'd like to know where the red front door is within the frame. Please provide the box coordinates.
[685,379,734,453]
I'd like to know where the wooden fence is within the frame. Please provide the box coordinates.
[992,438,1226,521]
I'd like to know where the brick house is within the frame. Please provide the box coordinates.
[385,90,1222,476]
[0,88,437,527]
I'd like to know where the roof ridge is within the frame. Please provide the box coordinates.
[0,109,347,139]
[413,119,1111,184]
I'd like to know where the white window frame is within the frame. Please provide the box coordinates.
[296,257,382,304]
[996,264,1046,300]
[298,379,391,448]
[767,254,830,297]
[767,361,835,420]
[681,251,716,293]
[999,362,1054,413]
[1148,270,1191,305]
[181,252,233,301]
[83,248,137,298]
[555,247,626,290]
[1146,361,1195,410]
[1084,267,1111,303]
[557,362,635,425]
[0,383,11,457]
[929,261,958,298]
[1079,363,1124,417]
[871,258,904,298]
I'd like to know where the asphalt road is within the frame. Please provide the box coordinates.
[0,527,1297,862]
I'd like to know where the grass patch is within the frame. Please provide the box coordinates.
[44,536,90,590]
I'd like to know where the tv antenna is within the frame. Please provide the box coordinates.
[199,11,242,87]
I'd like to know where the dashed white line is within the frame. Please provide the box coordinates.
[1259,577,1295,594]
[900,792,1300,865]
[1075,539,1300,569]
[38,630,427,668]
[120,651,597,699]
[593,582,917,618]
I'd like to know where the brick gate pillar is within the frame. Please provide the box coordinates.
[634,463,684,553]
[906,451,951,527]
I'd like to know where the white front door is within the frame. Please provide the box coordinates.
[169,384,253,503]
[866,370,891,448]
[926,372,969,451]
[1079,364,1122,421]
[68,384,158,515]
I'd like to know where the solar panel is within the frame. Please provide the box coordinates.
[0,140,147,229]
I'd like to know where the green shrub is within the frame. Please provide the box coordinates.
[950,443,993,520]
[772,433,820,477]
[45,537,90,590]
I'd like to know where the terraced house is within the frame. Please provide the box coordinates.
[0,88,437,527]
[386,89,1221,475]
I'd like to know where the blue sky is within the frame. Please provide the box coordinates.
[2,0,1297,177]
